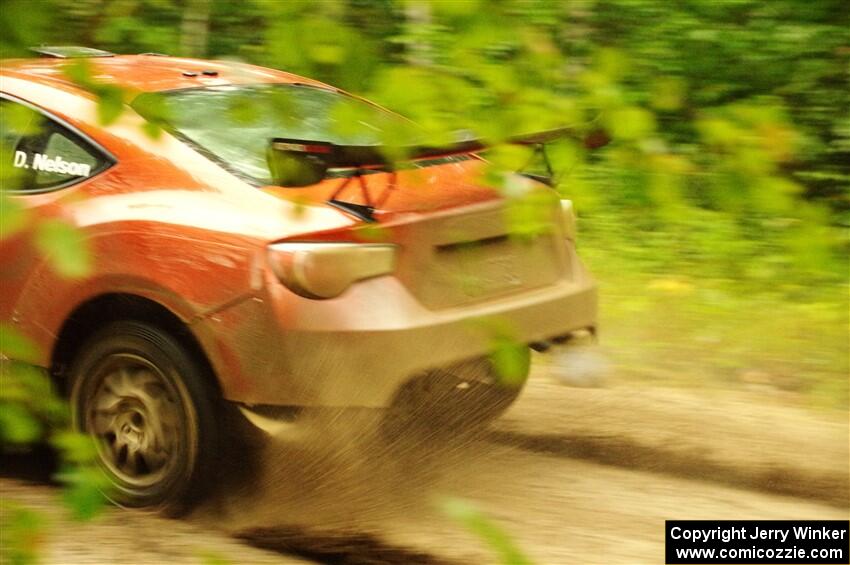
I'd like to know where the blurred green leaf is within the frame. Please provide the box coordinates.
[0,403,42,444]
[651,77,686,111]
[440,497,534,565]
[56,464,110,521]
[51,432,99,465]
[0,194,29,238]
[227,93,261,125]
[94,85,126,126]
[61,60,128,126]
[0,324,40,362]
[1,361,67,428]
[34,219,91,279]
[0,0,50,58]
[199,552,232,565]
[469,318,531,387]
[0,505,47,565]
[133,93,174,139]
[489,336,530,387]
[504,183,559,240]
[606,107,656,141]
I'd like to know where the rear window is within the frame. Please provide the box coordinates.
[133,84,416,184]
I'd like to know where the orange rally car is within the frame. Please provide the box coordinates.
[0,47,597,513]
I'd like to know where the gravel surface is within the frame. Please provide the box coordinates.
[2,365,847,564]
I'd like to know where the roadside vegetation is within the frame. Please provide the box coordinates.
[1,1,847,563]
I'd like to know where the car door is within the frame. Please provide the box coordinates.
[0,94,114,343]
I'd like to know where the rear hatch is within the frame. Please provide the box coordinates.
[267,157,571,309]
[389,198,570,309]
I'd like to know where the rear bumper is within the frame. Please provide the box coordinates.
[205,246,597,408]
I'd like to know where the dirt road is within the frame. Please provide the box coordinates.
[2,366,848,564]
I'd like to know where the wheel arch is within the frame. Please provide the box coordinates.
[51,293,220,395]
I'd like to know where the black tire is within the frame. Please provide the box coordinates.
[68,320,218,516]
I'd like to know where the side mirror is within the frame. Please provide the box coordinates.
[266,142,329,187]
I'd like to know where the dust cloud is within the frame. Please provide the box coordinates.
[193,404,500,544]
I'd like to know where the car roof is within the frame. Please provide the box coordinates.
[0,54,332,95]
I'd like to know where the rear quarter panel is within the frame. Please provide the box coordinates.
[2,76,351,390]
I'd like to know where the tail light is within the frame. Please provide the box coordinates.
[560,199,577,240]
[267,242,397,299]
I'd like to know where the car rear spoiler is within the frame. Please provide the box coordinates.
[267,125,608,221]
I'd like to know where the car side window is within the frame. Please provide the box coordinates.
[31,130,100,189]
[0,96,112,192]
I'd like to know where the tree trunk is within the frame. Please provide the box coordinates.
[180,0,211,58]
[404,1,433,67]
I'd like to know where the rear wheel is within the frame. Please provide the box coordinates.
[68,321,218,516]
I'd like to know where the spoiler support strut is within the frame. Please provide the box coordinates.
[325,168,399,223]
[267,125,607,222]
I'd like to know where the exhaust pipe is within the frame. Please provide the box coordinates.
[530,327,596,353]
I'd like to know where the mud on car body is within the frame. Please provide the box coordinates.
[0,47,597,513]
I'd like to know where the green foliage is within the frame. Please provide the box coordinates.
[50,432,111,521]
[56,463,111,521]
[61,59,131,127]
[503,176,560,240]
[0,359,109,515]
[131,92,173,139]
[469,318,532,387]
[0,505,47,565]
[0,190,28,237]
[0,0,52,59]
[0,9,847,565]
[0,403,42,445]
[0,362,66,444]
[1,86,105,561]
[34,219,92,279]
[0,324,39,363]
[25,0,846,244]
[199,551,232,565]
[441,497,534,565]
